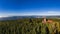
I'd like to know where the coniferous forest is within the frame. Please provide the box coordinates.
[0,18,60,34]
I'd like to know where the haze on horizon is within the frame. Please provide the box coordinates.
[0,0,60,17]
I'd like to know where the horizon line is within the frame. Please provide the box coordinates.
[0,14,60,18]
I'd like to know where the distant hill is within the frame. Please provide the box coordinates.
[0,16,60,21]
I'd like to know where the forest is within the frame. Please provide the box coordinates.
[0,18,60,34]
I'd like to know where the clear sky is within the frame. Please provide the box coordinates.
[0,0,60,17]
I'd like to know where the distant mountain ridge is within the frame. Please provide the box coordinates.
[0,16,60,21]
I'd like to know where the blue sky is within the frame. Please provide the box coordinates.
[0,0,60,17]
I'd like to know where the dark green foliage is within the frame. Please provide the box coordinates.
[45,27,49,34]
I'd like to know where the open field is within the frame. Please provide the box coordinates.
[0,18,60,34]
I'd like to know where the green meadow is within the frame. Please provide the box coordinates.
[0,18,60,34]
